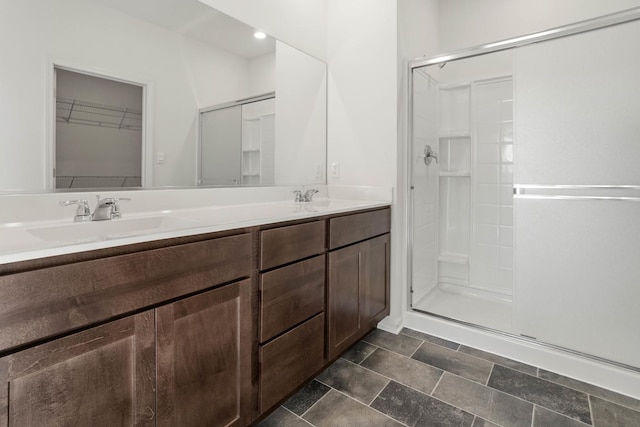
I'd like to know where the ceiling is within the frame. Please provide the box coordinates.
[92,0,275,59]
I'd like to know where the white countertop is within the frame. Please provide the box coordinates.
[0,195,390,265]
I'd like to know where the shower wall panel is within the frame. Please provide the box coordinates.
[470,79,513,295]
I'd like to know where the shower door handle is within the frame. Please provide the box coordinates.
[424,145,438,165]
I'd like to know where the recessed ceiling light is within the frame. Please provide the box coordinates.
[254,31,266,40]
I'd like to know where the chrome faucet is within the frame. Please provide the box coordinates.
[60,199,92,222]
[292,187,319,202]
[60,195,130,221]
[92,195,130,221]
[303,189,319,202]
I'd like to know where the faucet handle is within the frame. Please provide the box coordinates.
[303,189,319,202]
[292,189,304,202]
[110,197,130,219]
[60,199,91,222]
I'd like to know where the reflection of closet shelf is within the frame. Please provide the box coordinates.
[440,171,471,177]
[439,133,470,139]
[242,148,260,153]
[438,253,469,264]
[56,97,142,131]
[242,172,260,177]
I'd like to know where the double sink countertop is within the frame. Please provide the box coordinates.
[0,186,392,265]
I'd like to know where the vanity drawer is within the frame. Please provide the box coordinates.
[260,221,325,270]
[260,255,325,343]
[0,233,251,353]
[259,313,324,412]
[329,208,390,249]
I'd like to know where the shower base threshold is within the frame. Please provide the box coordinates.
[413,282,512,333]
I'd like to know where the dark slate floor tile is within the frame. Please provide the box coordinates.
[458,345,537,375]
[303,389,402,427]
[341,340,377,364]
[371,380,475,427]
[538,369,640,411]
[283,380,330,416]
[363,328,422,356]
[257,406,312,427]
[400,327,460,350]
[360,347,443,394]
[412,341,493,384]
[532,406,590,427]
[487,365,591,424]
[590,395,640,427]
[472,417,499,427]
[315,358,389,404]
[433,372,533,427]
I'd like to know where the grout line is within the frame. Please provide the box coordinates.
[486,363,495,386]
[530,404,535,427]
[587,394,594,426]
[408,340,423,358]
[297,388,331,420]
[430,371,445,396]
[281,406,315,427]
[366,377,391,406]
[534,371,640,412]
[330,385,410,426]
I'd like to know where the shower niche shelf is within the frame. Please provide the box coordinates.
[440,171,471,177]
[439,133,471,140]
[438,253,469,265]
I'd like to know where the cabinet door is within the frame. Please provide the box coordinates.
[156,280,251,427]
[363,234,390,329]
[327,243,363,360]
[0,310,155,427]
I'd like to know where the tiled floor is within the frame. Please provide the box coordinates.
[257,328,640,427]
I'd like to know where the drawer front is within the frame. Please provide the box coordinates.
[0,234,252,353]
[260,255,325,343]
[260,221,325,270]
[329,208,390,249]
[259,313,324,412]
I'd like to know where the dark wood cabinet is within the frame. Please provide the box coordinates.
[327,211,391,360]
[0,310,156,427]
[259,314,325,412]
[257,220,327,415]
[260,255,325,343]
[0,206,390,426]
[363,234,391,329]
[327,242,363,359]
[157,279,252,427]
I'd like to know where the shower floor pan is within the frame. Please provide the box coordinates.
[413,282,512,333]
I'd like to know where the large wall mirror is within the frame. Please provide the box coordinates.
[0,0,327,192]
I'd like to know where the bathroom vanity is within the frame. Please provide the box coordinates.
[0,201,390,426]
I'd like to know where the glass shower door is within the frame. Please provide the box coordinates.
[409,52,515,333]
[410,68,440,309]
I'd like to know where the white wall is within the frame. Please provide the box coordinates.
[249,53,276,95]
[327,0,401,330]
[274,42,326,185]
[439,0,640,52]
[197,0,327,61]
[0,0,252,191]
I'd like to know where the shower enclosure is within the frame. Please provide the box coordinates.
[408,9,640,370]
[410,51,515,333]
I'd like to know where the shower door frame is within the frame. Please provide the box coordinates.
[406,6,640,368]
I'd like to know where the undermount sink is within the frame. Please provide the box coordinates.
[28,216,201,243]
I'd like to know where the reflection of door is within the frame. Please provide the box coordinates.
[199,106,242,186]
[54,67,143,189]
[198,94,275,186]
